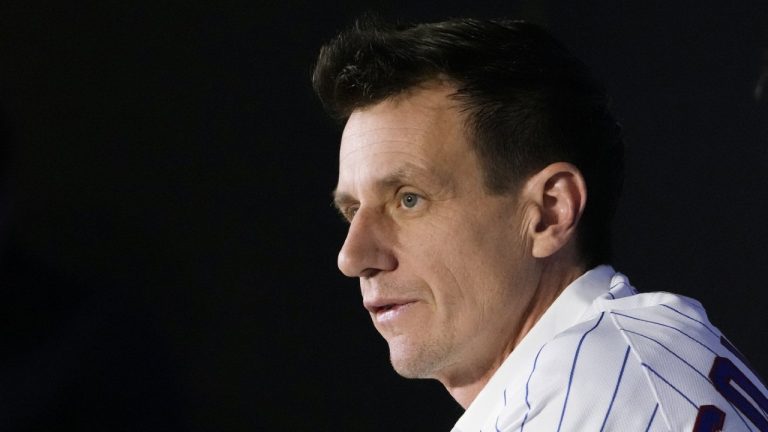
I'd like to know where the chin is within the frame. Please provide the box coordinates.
[390,354,429,379]
[387,337,446,379]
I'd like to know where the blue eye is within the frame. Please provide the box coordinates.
[401,193,420,208]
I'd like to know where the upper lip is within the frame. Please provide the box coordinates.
[363,298,416,314]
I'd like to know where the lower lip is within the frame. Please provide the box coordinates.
[375,302,416,323]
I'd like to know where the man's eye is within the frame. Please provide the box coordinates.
[401,193,420,209]
[344,207,359,221]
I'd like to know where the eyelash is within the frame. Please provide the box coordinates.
[341,206,358,223]
[338,192,424,223]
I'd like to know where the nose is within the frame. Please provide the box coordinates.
[337,208,397,278]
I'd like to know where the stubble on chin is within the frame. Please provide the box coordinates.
[386,332,453,380]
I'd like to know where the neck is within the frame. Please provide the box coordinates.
[444,256,586,409]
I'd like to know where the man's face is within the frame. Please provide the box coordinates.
[334,84,537,384]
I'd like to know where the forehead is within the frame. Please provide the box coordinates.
[338,85,472,182]
[341,85,462,143]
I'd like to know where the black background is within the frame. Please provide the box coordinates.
[0,1,766,431]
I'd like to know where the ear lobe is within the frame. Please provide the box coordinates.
[525,162,587,259]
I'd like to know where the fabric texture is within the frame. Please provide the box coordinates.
[452,266,768,432]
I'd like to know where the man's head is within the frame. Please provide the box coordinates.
[314,17,623,402]
[315,18,623,267]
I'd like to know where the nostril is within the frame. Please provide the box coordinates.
[359,268,381,278]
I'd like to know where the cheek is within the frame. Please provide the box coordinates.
[394,208,511,307]
[437,231,519,311]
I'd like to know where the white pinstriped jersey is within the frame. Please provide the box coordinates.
[452,266,768,432]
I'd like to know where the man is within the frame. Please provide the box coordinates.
[313,18,767,431]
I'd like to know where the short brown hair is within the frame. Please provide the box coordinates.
[313,17,624,267]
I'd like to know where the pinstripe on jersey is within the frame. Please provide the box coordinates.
[452,266,768,432]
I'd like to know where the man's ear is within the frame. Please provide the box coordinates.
[520,162,587,259]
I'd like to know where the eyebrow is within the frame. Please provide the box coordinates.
[332,164,450,211]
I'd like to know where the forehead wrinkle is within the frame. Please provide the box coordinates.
[340,131,433,161]
[378,163,447,191]
[342,126,429,138]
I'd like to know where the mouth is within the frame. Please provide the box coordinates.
[364,300,417,318]
[372,303,397,313]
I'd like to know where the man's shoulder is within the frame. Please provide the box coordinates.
[460,271,768,431]
[523,290,767,431]
[545,289,715,370]
[572,289,719,359]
